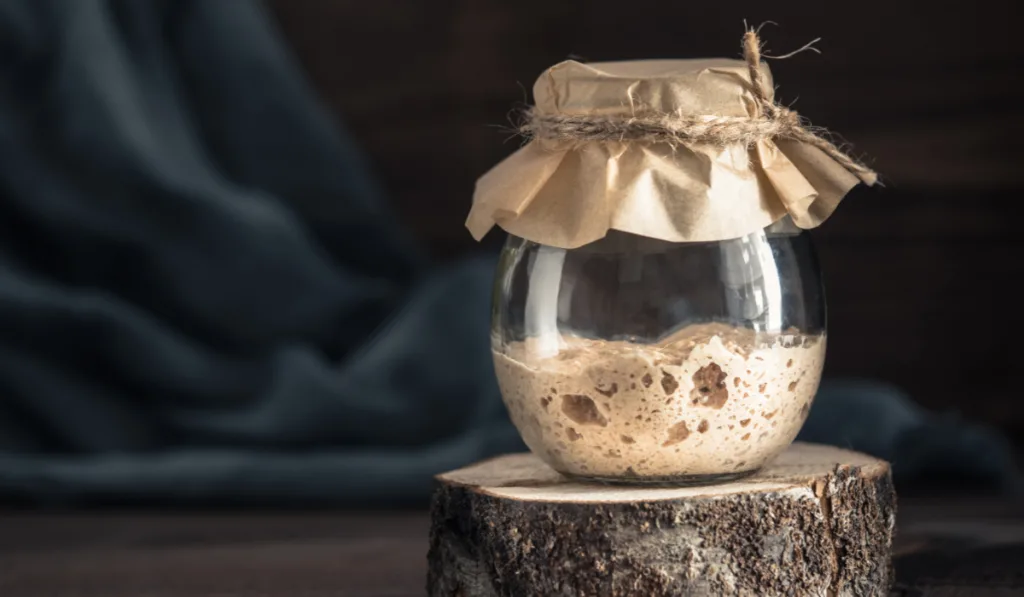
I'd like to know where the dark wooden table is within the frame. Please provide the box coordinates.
[2,497,1023,596]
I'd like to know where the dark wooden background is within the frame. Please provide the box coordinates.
[267,0,1024,438]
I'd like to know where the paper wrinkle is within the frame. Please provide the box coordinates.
[467,58,871,249]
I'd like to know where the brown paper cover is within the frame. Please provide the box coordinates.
[465,58,872,249]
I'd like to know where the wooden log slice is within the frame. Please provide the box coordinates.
[428,442,895,596]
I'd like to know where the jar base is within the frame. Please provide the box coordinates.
[563,468,759,487]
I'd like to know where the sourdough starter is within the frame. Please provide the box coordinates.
[493,323,825,480]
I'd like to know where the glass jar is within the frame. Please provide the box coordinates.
[491,218,826,484]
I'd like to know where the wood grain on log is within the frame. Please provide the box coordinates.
[428,442,895,596]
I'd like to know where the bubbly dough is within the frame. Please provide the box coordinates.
[493,323,825,480]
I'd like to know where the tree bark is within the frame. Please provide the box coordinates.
[428,442,895,596]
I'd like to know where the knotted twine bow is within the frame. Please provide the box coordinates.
[520,31,876,183]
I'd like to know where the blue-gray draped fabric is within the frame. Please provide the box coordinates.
[0,0,1015,506]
